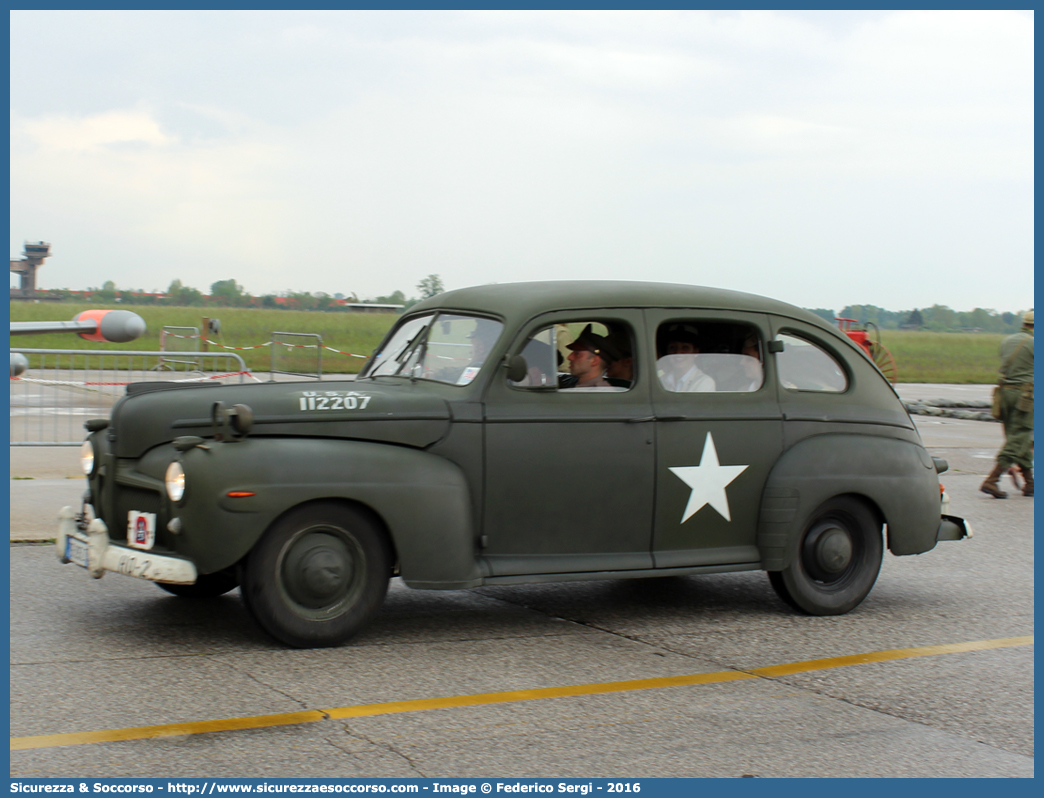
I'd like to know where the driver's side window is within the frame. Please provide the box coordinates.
[510,321,635,392]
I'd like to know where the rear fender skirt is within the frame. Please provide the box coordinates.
[757,433,941,570]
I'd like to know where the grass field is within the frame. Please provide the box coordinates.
[10,302,1006,382]
[10,303,398,374]
[879,330,1004,384]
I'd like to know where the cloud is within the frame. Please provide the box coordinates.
[8,10,1033,310]
[12,108,291,282]
[17,110,175,152]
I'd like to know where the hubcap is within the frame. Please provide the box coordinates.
[281,530,356,610]
[802,519,856,584]
[815,527,853,574]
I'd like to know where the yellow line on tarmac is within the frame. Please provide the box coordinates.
[323,669,757,721]
[10,711,327,751]
[11,635,1032,751]
[748,636,1034,678]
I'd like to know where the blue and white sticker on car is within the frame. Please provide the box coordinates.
[127,511,157,550]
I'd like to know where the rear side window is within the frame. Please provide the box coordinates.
[775,333,847,392]
[654,320,764,393]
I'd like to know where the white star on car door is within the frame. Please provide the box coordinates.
[669,432,749,523]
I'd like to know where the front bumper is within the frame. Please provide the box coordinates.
[57,506,198,584]
[937,490,972,542]
[937,514,973,542]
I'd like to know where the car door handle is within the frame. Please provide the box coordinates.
[627,416,656,423]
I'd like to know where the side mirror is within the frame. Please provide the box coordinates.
[505,354,528,383]
[211,401,253,441]
[229,404,254,436]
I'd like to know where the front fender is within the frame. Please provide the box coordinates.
[757,432,941,569]
[174,438,482,587]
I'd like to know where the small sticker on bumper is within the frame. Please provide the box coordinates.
[127,511,157,550]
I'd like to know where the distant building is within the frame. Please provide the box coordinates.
[339,302,405,313]
[268,297,403,312]
[10,241,60,300]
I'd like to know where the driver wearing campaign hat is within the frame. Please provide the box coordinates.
[563,325,619,389]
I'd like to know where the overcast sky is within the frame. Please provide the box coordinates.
[10,10,1034,313]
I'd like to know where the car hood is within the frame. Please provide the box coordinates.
[111,379,452,458]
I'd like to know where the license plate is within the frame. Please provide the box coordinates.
[114,552,159,580]
[65,536,89,569]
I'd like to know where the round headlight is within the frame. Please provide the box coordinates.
[165,461,186,502]
[80,440,95,476]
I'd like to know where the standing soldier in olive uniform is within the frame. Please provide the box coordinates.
[981,310,1034,498]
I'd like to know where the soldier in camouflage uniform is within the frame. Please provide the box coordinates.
[981,310,1034,498]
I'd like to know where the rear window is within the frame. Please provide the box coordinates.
[775,333,847,392]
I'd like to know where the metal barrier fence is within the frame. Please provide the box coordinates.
[158,325,200,370]
[10,348,252,446]
[270,332,323,381]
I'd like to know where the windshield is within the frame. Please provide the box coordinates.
[361,313,504,386]
[363,314,434,378]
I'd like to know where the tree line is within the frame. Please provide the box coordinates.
[805,304,1028,334]
[52,274,448,312]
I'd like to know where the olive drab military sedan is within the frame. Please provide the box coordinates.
[58,281,970,648]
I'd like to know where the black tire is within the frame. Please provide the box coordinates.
[157,570,238,598]
[768,496,883,616]
[240,502,392,648]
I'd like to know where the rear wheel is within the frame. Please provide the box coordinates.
[768,497,883,615]
[157,570,238,598]
[241,502,392,648]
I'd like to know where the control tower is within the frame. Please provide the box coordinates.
[10,241,52,298]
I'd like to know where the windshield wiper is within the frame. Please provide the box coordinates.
[407,331,432,382]
[376,329,426,378]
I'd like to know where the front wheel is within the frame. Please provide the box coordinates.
[768,497,883,615]
[241,502,392,648]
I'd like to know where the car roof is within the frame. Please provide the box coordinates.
[410,280,839,335]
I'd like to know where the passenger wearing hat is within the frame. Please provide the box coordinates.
[658,323,716,393]
[563,324,619,389]
[982,309,1034,498]
[735,331,764,392]
[604,326,635,387]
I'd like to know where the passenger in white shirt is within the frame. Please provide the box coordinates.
[658,323,716,393]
